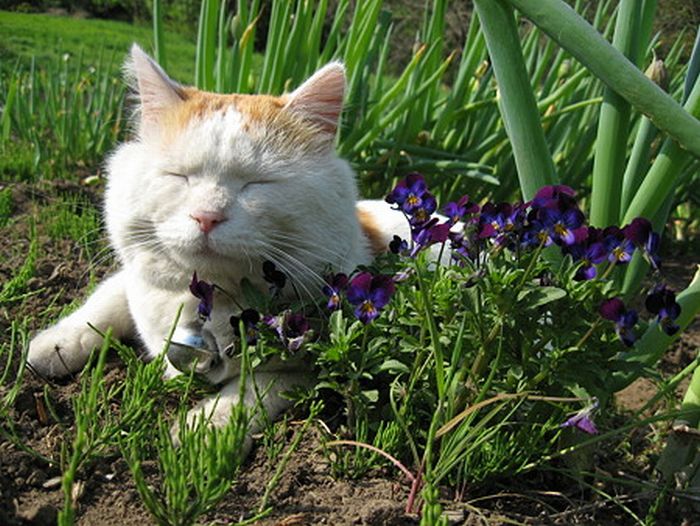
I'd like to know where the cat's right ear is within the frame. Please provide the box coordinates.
[125,44,185,129]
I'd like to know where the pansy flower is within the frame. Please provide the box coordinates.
[230,309,261,345]
[599,297,638,347]
[478,202,527,242]
[563,233,607,281]
[443,195,479,225]
[410,218,451,257]
[264,311,312,352]
[189,272,214,320]
[603,227,635,265]
[322,273,349,311]
[389,235,409,255]
[263,260,287,296]
[541,207,587,246]
[531,184,578,211]
[623,217,661,269]
[645,284,681,335]
[346,272,395,324]
[561,399,599,434]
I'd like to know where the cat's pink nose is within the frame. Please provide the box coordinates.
[190,211,227,234]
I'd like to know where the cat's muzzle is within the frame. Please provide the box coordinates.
[167,326,220,374]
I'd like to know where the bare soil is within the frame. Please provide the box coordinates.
[1,180,698,525]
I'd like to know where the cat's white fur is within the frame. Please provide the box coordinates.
[27,45,409,444]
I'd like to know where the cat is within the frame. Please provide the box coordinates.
[27,44,409,446]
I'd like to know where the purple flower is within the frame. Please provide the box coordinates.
[322,273,349,311]
[389,235,409,255]
[604,227,635,265]
[230,309,261,345]
[645,285,681,336]
[346,272,395,324]
[541,207,587,246]
[561,399,599,434]
[600,297,638,347]
[563,232,607,281]
[410,218,451,257]
[264,311,311,351]
[449,231,476,264]
[477,202,526,245]
[624,217,661,269]
[284,312,312,351]
[531,185,578,211]
[385,173,427,209]
[189,272,214,320]
[443,195,479,225]
[263,260,287,295]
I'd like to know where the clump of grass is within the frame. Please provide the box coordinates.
[0,187,12,227]
[40,195,102,251]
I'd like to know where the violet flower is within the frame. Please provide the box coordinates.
[385,173,436,223]
[263,260,287,295]
[322,273,349,311]
[410,218,451,257]
[189,272,214,320]
[624,217,661,269]
[563,236,607,281]
[561,399,599,434]
[645,285,681,335]
[346,272,395,324]
[389,235,409,255]
[230,308,261,345]
[531,184,578,211]
[264,311,312,352]
[603,227,635,265]
[541,207,587,246]
[443,195,479,225]
[600,297,638,347]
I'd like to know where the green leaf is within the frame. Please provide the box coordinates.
[376,359,410,375]
[517,286,567,308]
[239,278,267,312]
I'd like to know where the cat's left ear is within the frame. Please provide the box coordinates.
[125,44,185,129]
[284,62,345,137]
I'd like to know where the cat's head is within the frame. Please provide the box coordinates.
[106,45,367,289]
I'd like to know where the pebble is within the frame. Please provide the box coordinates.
[17,503,57,526]
[41,475,62,490]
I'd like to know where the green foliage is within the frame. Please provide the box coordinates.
[40,195,102,250]
[0,11,195,79]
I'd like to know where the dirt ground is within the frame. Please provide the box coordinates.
[1,180,698,525]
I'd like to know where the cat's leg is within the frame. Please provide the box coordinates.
[172,370,313,454]
[28,270,134,377]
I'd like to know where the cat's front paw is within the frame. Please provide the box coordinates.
[27,323,102,378]
[169,396,254,456]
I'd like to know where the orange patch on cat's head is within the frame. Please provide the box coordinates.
[357,209,388,257]
[161,89,323,151]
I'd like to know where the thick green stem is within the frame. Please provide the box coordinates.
[504,0,700,157]
[473,0,558,201]
[589,0,639,227]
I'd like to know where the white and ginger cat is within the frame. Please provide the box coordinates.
[27,45,409,445]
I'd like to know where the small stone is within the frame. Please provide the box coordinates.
[17,503,57,526]
[42,475,62,489]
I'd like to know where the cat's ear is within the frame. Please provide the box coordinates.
[284,62,345,136]
[125,44,185,128]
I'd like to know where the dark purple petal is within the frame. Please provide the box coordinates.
[599,297,625,322]
[346,272,372,305]
[368,275,395,310]
[189,272,214,319]
[574,263,597,281]
[623,217,653,245]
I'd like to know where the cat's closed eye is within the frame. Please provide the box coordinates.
[164,171,189,183]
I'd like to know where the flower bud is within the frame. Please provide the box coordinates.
[645,59,668,92]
